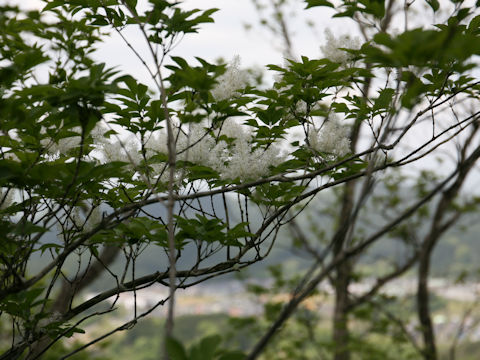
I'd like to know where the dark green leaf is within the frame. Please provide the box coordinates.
[305,0,334,9]
[425,0,440,11]
[166,337,188,360]
[189,335,221,360]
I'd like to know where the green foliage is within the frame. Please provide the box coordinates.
[1,0,480,358]
[167,335,246,360]
[176,215,252,247]
[304,0,334,9]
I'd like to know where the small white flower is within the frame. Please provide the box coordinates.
[218,140,283,181]
[0,188,14,210]
[308,118,351,157]
[144,120,284,182]
[71,205,102,233]
[58,204,102,242]
[211,56,249,101]
[3,152,20,162]
[101,140,127,163]
[38,311,62,329]
[90,122,109,144]
[213,120,284,181]
[180,124,216,165]
[295,100,308,115]
[42,123,107,156]
[41,129,82,155]
[321,29,361,65]
[101,135,144,169]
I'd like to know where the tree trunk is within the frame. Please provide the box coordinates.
[333,260,351,360]
[26,245,120,359]
[417,247,437,360]
[330,176,356,360]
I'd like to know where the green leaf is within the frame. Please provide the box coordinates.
[305,0,334,8]
[166,337,188,360]
[189,335,221,360]
[187,165,219,181]
[36,243,62,255]
[42,0,64,11]
[332,0,385,19]
[124,0,137,10]
[0,160,20,181]
[468,15,480,34]
[218,353,246,360]
[227,223,254,246]
[176,215,230,246]
[64,326,86,338]
[24,288,44,307]
[332,102,349,114]
[373,88,395,111]
[425,0,440,11]
[400,71,428,108]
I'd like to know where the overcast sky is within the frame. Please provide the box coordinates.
[92,0,345,86]
[19,0,351,84]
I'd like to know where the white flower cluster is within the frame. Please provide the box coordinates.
[3,152,20,162]
[41,124,106,156]
[41,131,81,155]
[89,119,282,183]
[295,100,308,115]
[0,188,14,210]
[59,205,102,240]
[211,56,249,101]
[219,135,282,181]
[308,117,351,158]
[38,312,61,330]
[72,205,102,232]
[101,136,144,166]
[97,132,173,184]
[320,29,361,65]
[145,120,284,182]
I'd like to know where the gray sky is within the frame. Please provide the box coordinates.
[20,0,348,84]
[91,0,343,84]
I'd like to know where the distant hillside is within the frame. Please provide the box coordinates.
[27,189,480,293]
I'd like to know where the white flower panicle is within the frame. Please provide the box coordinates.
[3,152,20,162]
[295,100,308,115]
[218,136,283,181]
[93,129,168,184]
[215,119,249,142]
[57,204,102,242]
[213,120,284,181]
[101,140,126,164]
[0,188,14,210]
[38,312,61,330]
[211,56,249,101]
[66,205,102,233]
[41,130,82,155]
[321,29,361,65]
[308,118,351,157]
[145,120,284,182]
[73,205,102,232]
[86,118,283,183]
[178,124,218,166]
[41,123,107,156]
[99,129,151,168]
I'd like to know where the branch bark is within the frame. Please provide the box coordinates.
[246,162,465,359]
[417,136,480,360]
